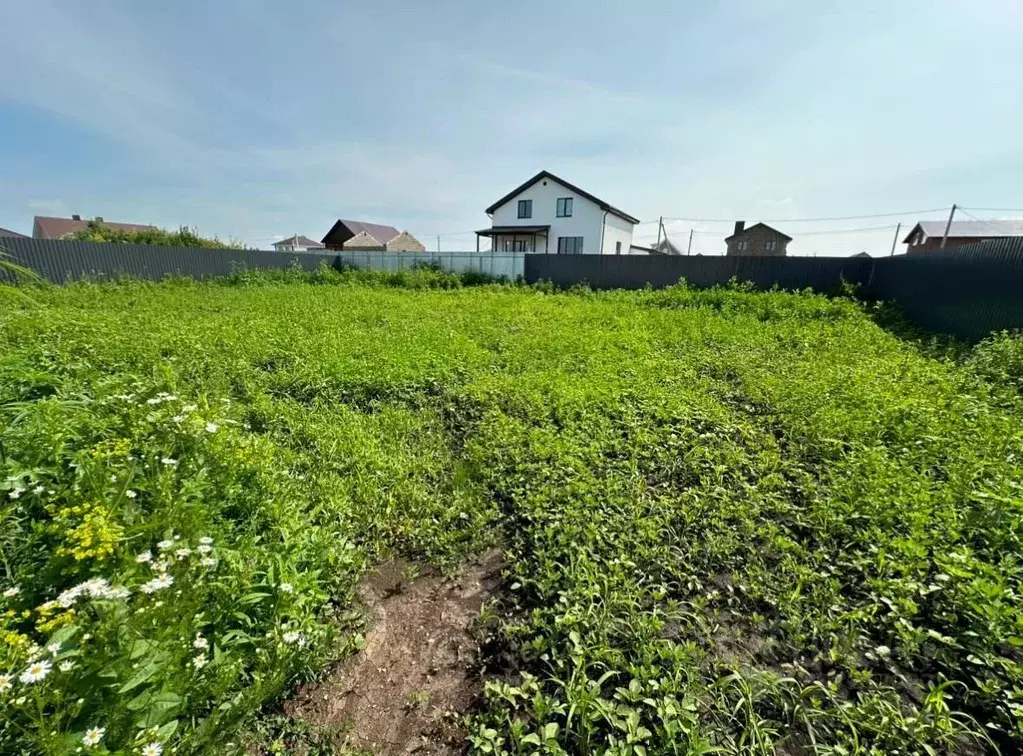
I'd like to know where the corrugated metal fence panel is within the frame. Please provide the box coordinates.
[869,237,1023,340]
[525,254,873,293]
[0,237,339,283]
[337,251,524,280]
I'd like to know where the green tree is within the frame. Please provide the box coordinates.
[67,220,242,249]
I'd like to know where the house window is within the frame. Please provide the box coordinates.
[504,239,528,252]
[737,241,749,251]
[556,197,573,217]
[557,236,584,255]
[517,200,532,219]
[765,241,777,251]
[615,241,622,255]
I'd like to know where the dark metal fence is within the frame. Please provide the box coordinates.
[869,238,1023,340]
[524,239,1023,340]
[0,237,339,283]
[525,254,872,293]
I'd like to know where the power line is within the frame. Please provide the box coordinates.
[960,207,1023,214]
[659,208,948,224]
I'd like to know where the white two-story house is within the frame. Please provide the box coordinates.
[475,171,639,255]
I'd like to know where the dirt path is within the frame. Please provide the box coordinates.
[286,548,504,754]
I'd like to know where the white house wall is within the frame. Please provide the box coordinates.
[600,212,635,256]
[490,177,606,255]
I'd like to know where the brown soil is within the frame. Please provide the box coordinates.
[286,548,504,755]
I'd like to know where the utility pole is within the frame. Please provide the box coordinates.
[655,216,663,252]
[436,235,441,253]
[889,222,901,256]
[687,228,694,256]
[940,205,957,250]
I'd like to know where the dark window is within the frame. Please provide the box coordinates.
[557,236,584,255]
[504,239,528,252]
[517,199,532,219]
[556,197,573,217]
[765,241,777,251]
[737,241,749,251]
[615,241,622,255]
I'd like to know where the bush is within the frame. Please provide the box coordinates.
[66,221,241,249]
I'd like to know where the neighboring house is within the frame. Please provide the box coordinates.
[902,220,1023,254]
[651,237,683,255]
[0,227,28,238]
[273,235,324,252]
[33,215,155,239]
[725,221,791,256]
[475,170,639,255]
[321,219,425,252]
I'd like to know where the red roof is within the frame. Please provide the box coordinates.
[33,216,156,239]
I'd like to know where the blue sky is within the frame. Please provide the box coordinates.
[2,1,1022,255]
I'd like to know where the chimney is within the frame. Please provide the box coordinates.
[71,214,81,221]
[733,220,745,236]
[95,216,104,222]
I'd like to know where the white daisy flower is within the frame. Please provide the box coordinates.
[126,490,137,499]
[107,586,131,599]
[156,540,174,551]
[141,742,163,756]
[151,573,174,590]
[197,543,212,554]
[3,586,20,598]
[0,674,12,692]
[193,635,208,650]
[160,458,177,466]
[282,631,302,645]
[47,642,61,655]
[205,422,219,433]
[198,536,213,545]
[32,486,44,495]
[19,659,51,683]
[279,583,294,594]
[174,548,191,560]
[200,557,217,568]
[82,727,105,747]
[192,653,208,669]
[27,644,43,659]
[8,489,21,500]
[136,550,153,564]
[151,560,169,572]
[59,661,75,673]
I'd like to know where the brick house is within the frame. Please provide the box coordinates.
[902,220,1023,254]
[724,221,791,256]
[321,219,425,252]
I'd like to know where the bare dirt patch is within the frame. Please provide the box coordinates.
[286,548,504,754]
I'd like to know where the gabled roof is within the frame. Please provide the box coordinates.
[273,235,324,248]
[0,226,27,238]
[724,222,793,242]
[33,216,155,239]
[342,231,385,249]
[485,170,640,225]
[653,238,683,255]
[903,219,1023,243]
[321,219,400,245]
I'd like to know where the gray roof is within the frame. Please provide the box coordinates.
[0,226,28,238]
[905,219,1023,242]
[273,235,324,248]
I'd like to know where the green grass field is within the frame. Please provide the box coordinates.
[1,269,1021,755]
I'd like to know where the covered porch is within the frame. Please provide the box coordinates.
[475,225,550,253]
